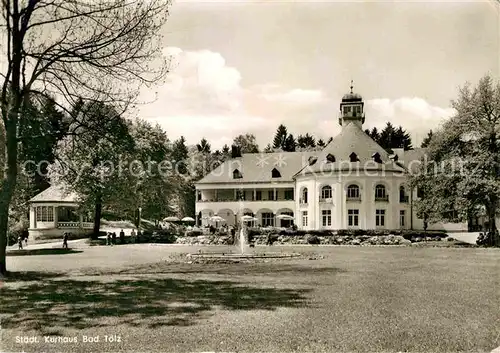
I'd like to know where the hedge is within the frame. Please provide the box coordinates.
[246,228,447,239]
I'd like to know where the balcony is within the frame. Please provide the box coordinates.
[346,196,361,202]
[197,198,294,203]
[196,199,295,213]
[319,198,333,203]
[399,196,409,203]
[375,195,389,202]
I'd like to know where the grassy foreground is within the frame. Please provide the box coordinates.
[1,245,499,352]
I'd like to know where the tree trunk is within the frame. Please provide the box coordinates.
[92,194,103,240]
[487,203,497,246]
[0,118,20,276]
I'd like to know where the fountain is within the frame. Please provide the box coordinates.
[186,194,301,262]
[238,226,248,254]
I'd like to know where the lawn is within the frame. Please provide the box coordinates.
[1,245,499,352]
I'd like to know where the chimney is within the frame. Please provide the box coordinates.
[231,145,241,158]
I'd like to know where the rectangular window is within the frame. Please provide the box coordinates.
[348,209,359,227]
[354,105,361,114]
[36,206,54,222]
[302,211,308,227]
[284,189,294,200]
[197,191,202,201]
[400,210,405,227]
[376,209,386,227]
[255,191,262,201]
[261,212,274,227]
[322,210,331,227]
[343,106,351,114]
[268,190,275,201]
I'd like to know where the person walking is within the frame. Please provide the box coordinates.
[18,235,23,250]
[106,232,111,245]
[62,232,68,249]
[112,232,117,245]
[23,229,28,246]
[119,229,125,244]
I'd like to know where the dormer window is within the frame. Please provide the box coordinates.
[326,154,335,163]
[372,152,382,164]
[233,169,242,179]
[271,168,281,178]
[349,152,359,162]
[389,154,399,162]
[308,156,318,165]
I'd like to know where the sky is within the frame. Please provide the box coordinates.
[138,0,500,150]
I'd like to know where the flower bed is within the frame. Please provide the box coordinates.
[172,232,447,246]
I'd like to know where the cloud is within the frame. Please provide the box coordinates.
[364,98,456,144]
[254,84,325,105]
[141,47,328,149]
[140,47,455,150]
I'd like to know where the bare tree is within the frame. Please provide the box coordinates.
[0,0,171,275]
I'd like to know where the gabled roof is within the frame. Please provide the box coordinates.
[296,122,404,176]
[196,151,316,184]
[29,184,79,203]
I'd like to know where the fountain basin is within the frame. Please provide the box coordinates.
[186,252,301,260]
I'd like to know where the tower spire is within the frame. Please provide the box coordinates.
[350,80,354,93]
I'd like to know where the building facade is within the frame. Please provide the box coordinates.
[28,185,94,239]
[195,89,468,232]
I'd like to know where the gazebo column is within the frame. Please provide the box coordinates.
[79,213,84,227]
[53,206,58,228]
[29,205,36,229]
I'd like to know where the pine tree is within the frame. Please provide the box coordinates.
[272,124,288,150]
[421,130,433,148]
[284,134,296,152]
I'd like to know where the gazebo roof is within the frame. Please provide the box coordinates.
[29,184,79,203]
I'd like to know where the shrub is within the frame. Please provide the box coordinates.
[153,233,177,244]
[7,220,27,245]
[307,235,320,244]
[476,231,500,247]
[185,229,204,237]
[267,234,279,245]
[248,228,262,236]
[447,237,455,241]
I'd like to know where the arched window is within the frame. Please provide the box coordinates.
[321,185,332,199]
[399,185,407,202]
[349,152,359,162]
[372,152,382,164]
[233,169,242,179]
[347,184,360,199]
[271,168,281,178]
[375,184,386,200]
[301,187,308,204]
[326,154,335,162]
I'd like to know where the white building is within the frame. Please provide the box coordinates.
[195,89,467,232]
[28,185,93,239]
